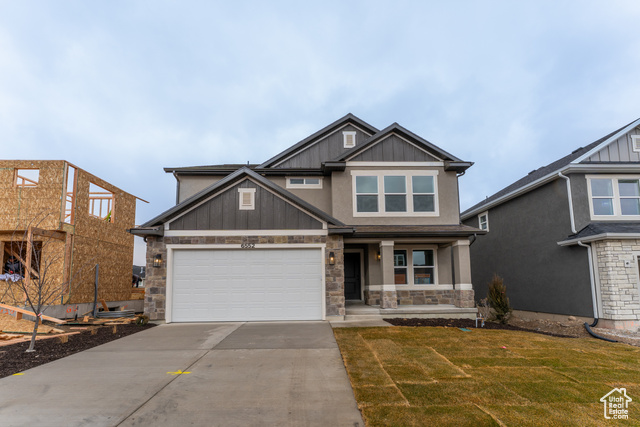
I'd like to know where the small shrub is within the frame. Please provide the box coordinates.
[487,274,512,324]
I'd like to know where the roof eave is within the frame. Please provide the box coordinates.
[558,232,640,246]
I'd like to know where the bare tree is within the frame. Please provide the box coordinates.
[1,212,93,352]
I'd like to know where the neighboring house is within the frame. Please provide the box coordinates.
[132,114,483,322]
[0,160,143,316]
[461,119,640,330]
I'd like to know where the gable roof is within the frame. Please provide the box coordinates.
[138,167,345,228]
[258,113,379,168]
[334,122,463,163]
[461,117,640,220]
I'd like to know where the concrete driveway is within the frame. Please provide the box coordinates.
[0,322,363,427]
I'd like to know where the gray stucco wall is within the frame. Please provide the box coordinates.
[170,179,323,230]
[178,176,222,203]
[464,178,593,317]
[569,173,592,232]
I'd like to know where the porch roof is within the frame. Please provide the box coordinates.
[558,222,640,246]
[330,224,484,237]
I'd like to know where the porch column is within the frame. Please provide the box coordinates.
[380,240,397,309]
[452,239,474,308]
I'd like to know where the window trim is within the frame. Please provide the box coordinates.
[478,211,489,231]
[632,135,640,153]
[586,175,640,220]
[238,188,256,210]
[343,131,356,148]
[351,170,439,217]
[286,177,323,189]
[394,245,439,288]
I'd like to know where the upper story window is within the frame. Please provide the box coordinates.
[15,169,40,187]
[238,188,256,210]
[343,131,356,148]
[352,170,439,217]
[478,211,489,231]
[286,177,323,189]
[632,135,640,153]
[89,182,114,222]
[588,175,640,219]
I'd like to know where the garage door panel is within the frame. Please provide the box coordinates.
[171,249,323,322]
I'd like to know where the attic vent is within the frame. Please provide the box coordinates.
[238,188,256,210]
[343,131,356,148]
[571,147,583,154]
[632,135,640,153]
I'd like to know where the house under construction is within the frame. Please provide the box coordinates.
[0,160,144,316]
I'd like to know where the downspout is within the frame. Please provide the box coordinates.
[558,172,614,340]
[174,172,181,205]
[577,240,617,342]
[557,172,576,234]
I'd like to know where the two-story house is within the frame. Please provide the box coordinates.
[461,118,640,330]
[132,114,483,322]
[0,160,143,317]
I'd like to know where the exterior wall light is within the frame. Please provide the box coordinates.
[153,254,163,268]
[376,251,381,261]
[328,252,335,265]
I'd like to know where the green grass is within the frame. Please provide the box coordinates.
[334,327,640,426]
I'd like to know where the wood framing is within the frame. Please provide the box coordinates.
[0,160,142,307]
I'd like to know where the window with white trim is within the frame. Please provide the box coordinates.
[588,175,640,219]
[238,188,256,210]
[478,211,489,231]
[632,135,640,153]
[286,177,322,189]
[352,170,439,216]
[394,248,436,286]
[343,131,356,148]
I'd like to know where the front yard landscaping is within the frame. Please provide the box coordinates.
[334,326,640,426]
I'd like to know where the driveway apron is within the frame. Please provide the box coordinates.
[0,322,363,427]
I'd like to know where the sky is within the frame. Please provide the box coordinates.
[1,1,640,265]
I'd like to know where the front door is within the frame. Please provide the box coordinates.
[344,252,361,300]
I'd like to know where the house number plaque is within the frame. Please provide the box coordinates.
[241,243,255,249]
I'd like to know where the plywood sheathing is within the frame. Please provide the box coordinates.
[0,313,61,334]
[0,161,136,305]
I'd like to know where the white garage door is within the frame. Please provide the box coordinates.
[170,248,323,322]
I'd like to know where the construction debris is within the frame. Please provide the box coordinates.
[0,313,63,334]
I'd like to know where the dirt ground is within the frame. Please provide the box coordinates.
[386,315,640,347]
[0,323,156,379]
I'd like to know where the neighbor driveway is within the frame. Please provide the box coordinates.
[0,322,363,427]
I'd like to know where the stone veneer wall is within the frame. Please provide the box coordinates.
[364,288,474,308]
[594,239,640,324]
[143,234,343,321]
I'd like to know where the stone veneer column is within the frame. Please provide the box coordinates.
[144,236,167,321]
[594,239,640,329]
[325,235,345,318]
[452,239,475,308]
[379,240,397,309]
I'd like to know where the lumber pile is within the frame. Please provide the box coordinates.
[0,313,64,334]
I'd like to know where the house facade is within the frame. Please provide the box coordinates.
[0,160,142,314]
[462,118,640,330]
[133,114,482,322]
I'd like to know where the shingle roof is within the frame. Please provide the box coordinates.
[461,119,639,218]
[558,222,640,245]
[342,224,484,237]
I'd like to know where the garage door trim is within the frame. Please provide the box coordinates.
[165,243,326,323]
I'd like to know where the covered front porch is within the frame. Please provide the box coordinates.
[338,225,481,317]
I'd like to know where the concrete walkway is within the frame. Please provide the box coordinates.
[0,322,363,427]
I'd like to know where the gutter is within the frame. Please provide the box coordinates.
[558,232,640,246]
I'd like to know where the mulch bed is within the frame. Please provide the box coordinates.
[0,324,156,379]
[385,318,578,338]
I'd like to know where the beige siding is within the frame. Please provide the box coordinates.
[586,126,640,162]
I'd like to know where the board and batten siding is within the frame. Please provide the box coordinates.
[170,179,323,230]
[348,135,440,162]
[586,127,640,162]
[274,125,371,168]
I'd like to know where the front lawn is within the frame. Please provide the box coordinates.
[334,327,640,426]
